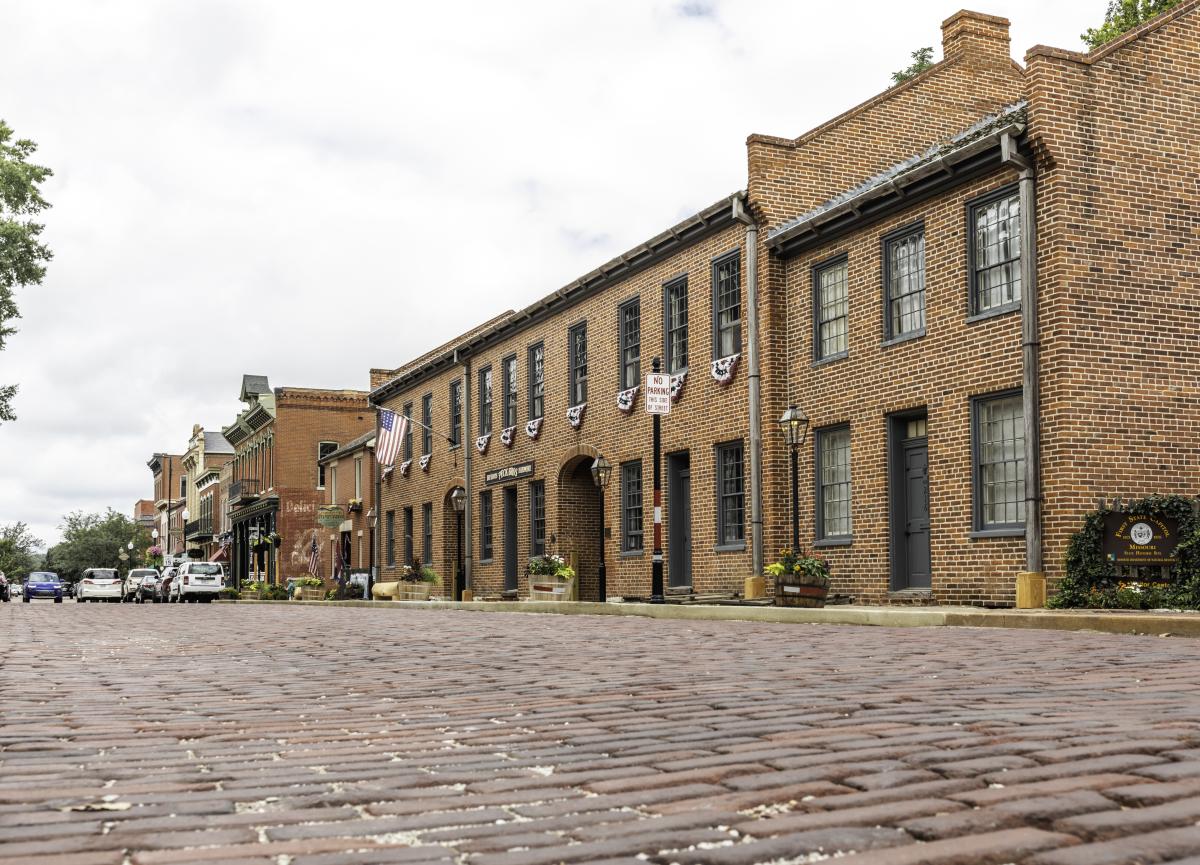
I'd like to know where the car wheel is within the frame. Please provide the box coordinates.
[22,596,29,603]
[76,595,83,602]
[54,596,62,603]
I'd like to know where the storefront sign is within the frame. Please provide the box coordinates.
[485,461,535,485]
[1102,512,1180,566]
[318,505,346,528]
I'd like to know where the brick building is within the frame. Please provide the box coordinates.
[146,452,185,558]
[318,431,377,586]
[373,4,1200,606]
[181,424,234,561]
[757,4,1200,604]
[133,499,156,534]
[221,375,372,588]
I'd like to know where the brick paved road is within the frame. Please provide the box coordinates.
[5,605,1200,865]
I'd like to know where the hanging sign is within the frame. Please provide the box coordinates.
[645,373,671,415]
[1102,512,1180,566]
[485,461,535,485]
[318,506,346,529]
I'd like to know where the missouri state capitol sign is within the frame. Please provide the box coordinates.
[1102,512,1181,566]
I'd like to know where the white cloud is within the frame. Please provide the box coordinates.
[0,0,1102,545]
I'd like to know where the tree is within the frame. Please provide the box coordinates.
[0,120,53,425]
[890,47,935,86]
[48,510,149,583]
[0,521,42,580]
[1082,0,1183,50]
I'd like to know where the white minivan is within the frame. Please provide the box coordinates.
[170,561,224,603]
[77,568,123,602]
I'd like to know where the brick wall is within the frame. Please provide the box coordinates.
[1025,0,1200,590]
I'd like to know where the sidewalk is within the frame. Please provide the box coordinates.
[261,597,1200,638]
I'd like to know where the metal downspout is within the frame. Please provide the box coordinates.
[1001,133,1043,577]
[733,195,764,576]
[459,349,473,598]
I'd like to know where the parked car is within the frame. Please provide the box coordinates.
[169,562,224,603]
[123,568,158,602]
[23,572,63,603]
[76,568,122,602]
[158,567,178,603]
[0,571,10,602]
[63,581,75,598]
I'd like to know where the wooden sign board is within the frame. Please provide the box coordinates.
[1102,512,1180,566]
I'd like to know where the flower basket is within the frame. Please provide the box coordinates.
[775,570,831,608]
[398,582,432,601]
[767,548,831,608]
[526,554,577,602]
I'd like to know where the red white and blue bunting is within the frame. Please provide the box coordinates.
[670,371,687,402]
[711,353,740,386]
[616,386,639,413]
[475,433,491,454]
[567,403,586,429]
[525,417,543,440]
[500,426,515,448]
[419,454,431,472]
[398,459,412,477]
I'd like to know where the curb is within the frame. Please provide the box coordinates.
[226,598,1200,637]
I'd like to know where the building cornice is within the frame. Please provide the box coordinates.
[370,191,744,405]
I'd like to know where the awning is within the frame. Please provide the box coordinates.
[212,545,227,562]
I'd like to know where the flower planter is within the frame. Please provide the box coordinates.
[775,571,830,608]
[297,587,324,601]
[372,580,399,600]
[528,574,577,602]
[397,582,433,601]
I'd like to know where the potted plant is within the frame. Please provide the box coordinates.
[767,548,831,608]
[347,498,363,513]
[295,576,324,601]
[397,558,439,600]
[527,553,577,602]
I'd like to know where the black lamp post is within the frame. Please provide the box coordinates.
[590,455,612,602]
[778,405,810,550]
[450,487,466,602]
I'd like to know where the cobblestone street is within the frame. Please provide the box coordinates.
[5,604,1200,864]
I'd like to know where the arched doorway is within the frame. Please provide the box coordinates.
[557,453,602,602]
[442,485,466,601]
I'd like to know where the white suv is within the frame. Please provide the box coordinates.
[77,568,122,602]
[170,562,224,603]
[124,568,159,602]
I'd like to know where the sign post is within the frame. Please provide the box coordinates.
[646,360,669,604]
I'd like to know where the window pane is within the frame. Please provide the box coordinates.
[978,394,1025,528]
[714,255,741,358]
[888,231,925,337]
[817,260,849,359]
[718,443,744,544]
[530,481,546,555]
[621,302,640,390]
[622,462,643,552]
[666,280,689,373]
[571,326,588,404]
[479,369,492,435]
[819,428,852,537]
[529,344,544,419]
[973,193,1022,313]
[504,357,517,428]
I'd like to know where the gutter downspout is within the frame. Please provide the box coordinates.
[732,195,764,577]
[458,349,474,601]
[372,407,381,600]
[1001,132,1044,606]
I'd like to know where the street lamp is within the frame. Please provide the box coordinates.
[778,405,810,551]
[450,487,466,602]
[590,455,612,602]
[181,508,190,559]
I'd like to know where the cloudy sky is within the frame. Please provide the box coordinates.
[1,0,1101,548]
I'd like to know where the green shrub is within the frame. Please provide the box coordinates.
[1049,495,1200,609]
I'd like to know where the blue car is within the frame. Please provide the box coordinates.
[24,572,63,603]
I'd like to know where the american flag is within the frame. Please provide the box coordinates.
[376,409,407,470]
[334,540,344,580]
[308,535,320,576]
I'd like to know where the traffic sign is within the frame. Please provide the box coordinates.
[645,373,671,415]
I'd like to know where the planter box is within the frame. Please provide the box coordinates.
[372,580,399,601]
[397,582,433,601]
[298,587,324,601]
[776,572,830,608]
[529,574,577,602]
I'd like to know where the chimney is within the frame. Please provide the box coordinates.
[941,10,1011,61]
